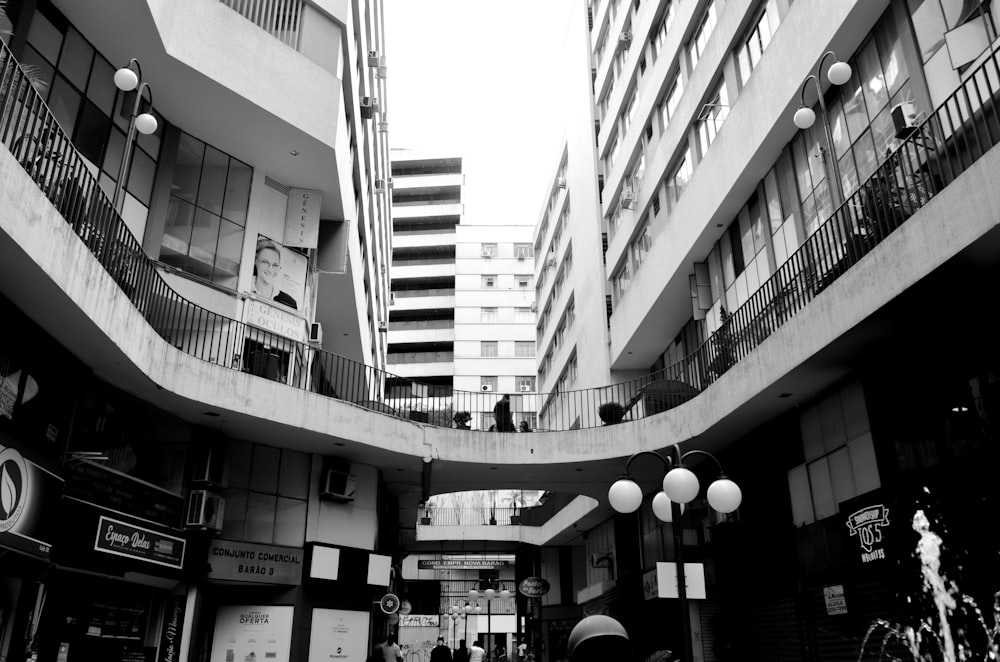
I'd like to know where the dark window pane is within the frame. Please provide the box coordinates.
[214,220,243,288]
[876,12,909,97]
[26,12,62,64]
[197,146,228,215]
[245,492,276,543]
[250,445,280,493]
[127,145,155,206]
[160,198,195,265]
[172,133,204,204]
[858,38,889,118]
[58,28,93,90]
[48,75,81,136]
[18,46,55,95]
[74,99,111,165]
[791,135,812,201]
[221,489,247,539]
[222,160,251,226]
[86,55,116,115]
[838,151,859,198]
[190,209,221,279]
[135,109,163,159]
[841,72,869,144]
[853,129,878,182]
[870,104,896,164]
[102,127,125,179]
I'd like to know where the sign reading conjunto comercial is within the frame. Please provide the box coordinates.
[518,577,551,597]
[93,515,186,569]
[418,559,510,570]
[208,539,303,584]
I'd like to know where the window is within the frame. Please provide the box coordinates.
[652,2,676,57]
[481,376,498,392]
[516,307,534,323]
[613,261,631,299]
[737,0,781,85]
[660,76,683,130]
[161,132,251,288]
[515,243,534,259]
[515,341,535,357]
[696,79,730,156]
[632,218,652,271]
[517,376,537,392]
[688,0,718,69]
[481,243,498,258]
[666,145,693,210]
[606,132,621,172]
[482,275,497,288]
[481,341,499,357]
[622,89,638,134]
[223,442,309,546]
[481,307,498,322]
[516,275,531,289]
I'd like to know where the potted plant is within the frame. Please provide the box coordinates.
[453,410,472,430]
[598,401,626,425]
[419,502,432,525]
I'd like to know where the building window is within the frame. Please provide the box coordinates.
[696,79,730,156]
[481,341,499,357]
[516,307,534,323]
[605,132,621,172]
[659,76,683,131]
[622,88,638,134]
[652,2,675,57]
[515,341,535,357]
[688,0,718,70]
[223,443,309,546]
[666,145,693,211]
[631,218,652,271]
[517,376,537,392]
[515,243,534,259]
[481,307,498,323]
[482,274,497,288]
[737,0,781,85]
[613,261,631,300]
[516,275,531,288]
[481,376,498,393]
[161,131,252,288]
[481,243,498,258]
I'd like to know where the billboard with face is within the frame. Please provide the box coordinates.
[251,234,307,312]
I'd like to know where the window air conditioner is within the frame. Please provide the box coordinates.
[360,96,378,119]
[377,56,388,80]
[378,321,388,332]
[519,385,532,393]
[185,490,225,532]
[618,32,633,49]
[481,384,494,392]
[547,258,557,269]
[891,102,919,138]
[375,178,386,193]
[557,177,567,189]
[529,304,538,312]
[368,50,379,67]
[320,469,357,502]
[517,252,526,261]
[191,447,230,487]
[485,278,495,287]
[482,250,493,258]
[309,322,323,345]
[621,186,635,209]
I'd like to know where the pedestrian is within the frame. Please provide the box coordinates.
[493,394,515,432]
[453,639,470,662]
[518,420,531,432]
[381,635,403,662]
[517,640,528,661]
[469,640,486,662]
[430,636,452,662]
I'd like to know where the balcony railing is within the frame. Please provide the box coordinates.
[420,507,521,527]
[218,0,302,50]
[4,38,999,433]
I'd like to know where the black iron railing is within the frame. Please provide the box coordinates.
[3,39,999,432]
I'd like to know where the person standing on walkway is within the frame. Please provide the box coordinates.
[430,637,452,662]
[493,394,515,432]
[381,635,403,662]
[453,640,470,662]
[469,640,486,662]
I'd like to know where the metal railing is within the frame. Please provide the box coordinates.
[4,39,1000,433]
[218,0,303,50]
[421,507,521,527]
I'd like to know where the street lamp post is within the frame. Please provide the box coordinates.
[792,51,854,207]
[469,583,512,660]
[607,446,742,662]
[112,58,158,214]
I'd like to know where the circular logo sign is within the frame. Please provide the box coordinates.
[0,447,29,533]
[399,599,413,616]
[518,577,550,598]
[380,593,400,614]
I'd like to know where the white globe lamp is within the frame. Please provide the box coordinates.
[663,467,700,504]
[707,478,743,514]
[793,106,816,130]
[827,60,852,86]
[608,478,642,513]
[113,67,138,91]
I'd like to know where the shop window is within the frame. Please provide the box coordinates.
[224,441,309,546]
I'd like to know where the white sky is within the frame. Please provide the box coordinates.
[384,0,576,228]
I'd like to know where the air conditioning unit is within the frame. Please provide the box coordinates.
[377,56,388,79]
[481,250,493,258]
[519,385,532,393]
[891,102,919,138]
[557,177,567,189]
[386,177,394,190]
[191,447,230,487]
[309,322,323,345]
[320,469,357,502]
[378,321,388,332]
[517,253,526,261]
[618,32,633,49]
[547,258,557,269]
[481,384,494,392]
[375,178,386,193]
[360,96,378,119]
[185,490,225,531]
[485,278,495,287]
[620,186,635,209]
[367,50,379,67]
[529,304,538,312]
[379,121,390,133]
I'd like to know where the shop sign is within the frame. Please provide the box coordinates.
[642,568,659,600]
[518,577,551,597]
[380,593,400,614]
[400,615,440,627]
[846,504,890,563]
[284,188,322,249]
[0,442,62,559]
[824,585,848,615]
[308,609,369,662]
[208,539,303,584]
[93,515,186,569]
[66,460,183,529]
[419,559,510,569]
[211,605,294,662]
[0,376,16,419]
[243,299,307,343]
[156,596,185,662]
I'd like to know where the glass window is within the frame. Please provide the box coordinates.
[515,341,535,357]
[75,100,111,165]
[481,243,498,257]
[632,218,652,270]
[697,79,729,156]
[481,341,499,357]
[48,75,81,136]
[58,28,94,91]
[26,11,63,64]
[857,39,889,118]
[482,274,497,288]
[688,0,717,69]
[516,308,534,323]
[86,56,117,116]
[515,243,534,259]
[481,307,498,322]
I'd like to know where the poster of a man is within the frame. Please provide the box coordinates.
[251,234,306,311]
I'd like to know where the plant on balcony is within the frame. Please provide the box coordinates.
[453,410,472,430]
[598,401,626,425]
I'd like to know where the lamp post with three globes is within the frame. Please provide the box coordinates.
[468,583,511,659]
[112,58,158,214]
[607,446,743,662]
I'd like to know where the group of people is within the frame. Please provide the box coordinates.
[430,637,530,662]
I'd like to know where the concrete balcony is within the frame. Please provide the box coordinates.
[393,203,464,219]
[393,173,464,190]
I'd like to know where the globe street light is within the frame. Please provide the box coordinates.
[607,446,742,662]
[112,58,157,214]
[792,50,853,207]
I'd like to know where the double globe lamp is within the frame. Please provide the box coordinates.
[608,456,742,518]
